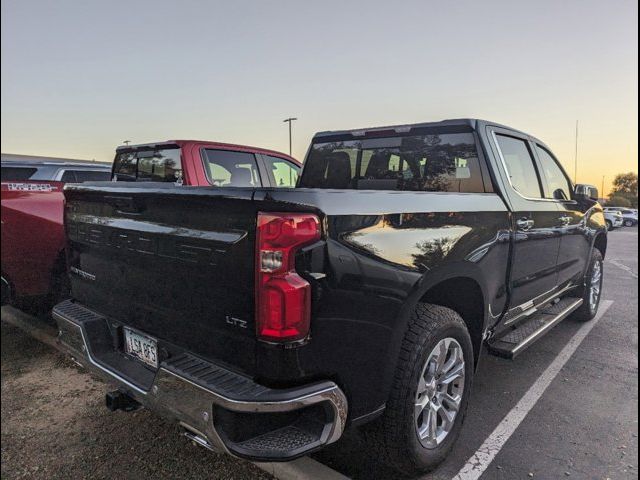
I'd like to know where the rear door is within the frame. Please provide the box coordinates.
[532,143,590,289]
[487,127,563,322]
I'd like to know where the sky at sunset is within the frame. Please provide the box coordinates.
[1,0,637,196]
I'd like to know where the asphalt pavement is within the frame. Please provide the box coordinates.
[1,228,637,480]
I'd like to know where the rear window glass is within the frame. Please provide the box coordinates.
[203,149,260,187]
[299,132,485,192]
[1,166,38,181]
[113,148,182,182]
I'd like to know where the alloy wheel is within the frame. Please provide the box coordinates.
[414,337,465,449]
[589,259,603,313]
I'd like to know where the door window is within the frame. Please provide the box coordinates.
[62,170,111,183]
[495,134,543,199]
[203,150,260,187]
[60,170,77,182]
[263,155,300,187]
[535,146,572,201]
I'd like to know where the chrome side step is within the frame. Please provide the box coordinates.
[488,297,583,359]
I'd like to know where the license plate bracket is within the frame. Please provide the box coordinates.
[123,328,158,368]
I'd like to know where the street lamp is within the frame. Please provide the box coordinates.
[283,117,297,156]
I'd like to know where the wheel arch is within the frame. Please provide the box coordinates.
[593,231,607,259]
[396,263,492,371]
[419,276,485,368]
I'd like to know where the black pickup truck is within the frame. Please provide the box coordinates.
[53,119,607,475]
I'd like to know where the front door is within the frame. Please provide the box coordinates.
[532,143,591,289]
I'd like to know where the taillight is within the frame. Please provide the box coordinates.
[255,212,321,342]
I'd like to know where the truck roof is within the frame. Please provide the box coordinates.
[115,140,300,165]
[313,118,535,142]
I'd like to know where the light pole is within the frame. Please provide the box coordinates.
[283,117,297,156]
[574,120,579,184]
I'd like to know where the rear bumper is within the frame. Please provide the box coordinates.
[52,300,347,461]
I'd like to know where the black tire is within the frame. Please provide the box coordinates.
[572,249,604,322]
[364,304,474,475]
[605,220,613,231]
[624,220,635,227]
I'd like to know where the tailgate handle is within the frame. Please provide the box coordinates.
[105,196,143,214]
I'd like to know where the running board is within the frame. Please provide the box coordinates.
[488,297,583,359]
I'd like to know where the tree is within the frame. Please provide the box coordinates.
[609,172,638,208]
[607,195,632,208]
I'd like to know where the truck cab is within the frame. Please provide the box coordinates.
[110,140,301,188]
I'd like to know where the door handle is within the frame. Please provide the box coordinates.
[558,215,572,226]
[516,218,535,231]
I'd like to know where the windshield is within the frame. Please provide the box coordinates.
[299,132,485,193]
[113,147,182,182]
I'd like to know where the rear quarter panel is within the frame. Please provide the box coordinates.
[254,189,511,419]
[1,181,66,297]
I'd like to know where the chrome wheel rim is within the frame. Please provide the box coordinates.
[589,260,602,312]
[414,337,465,449]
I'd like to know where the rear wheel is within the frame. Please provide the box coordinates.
[365,304,473,475]
[624,219,635,227]
[572,249,604,322]
[605,220,613,231]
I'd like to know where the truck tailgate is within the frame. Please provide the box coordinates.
[64,183,260,375]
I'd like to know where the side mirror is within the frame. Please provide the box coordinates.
[574,184,599,202]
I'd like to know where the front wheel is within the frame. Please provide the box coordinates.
[572,249,604,322]
[624,219,635,227]
[365,304,473,475]
[605,220,613,231]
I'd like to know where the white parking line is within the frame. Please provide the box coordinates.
[452,300,614,480]
[608,259,638,279]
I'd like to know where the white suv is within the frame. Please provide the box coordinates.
[603,208,624,230]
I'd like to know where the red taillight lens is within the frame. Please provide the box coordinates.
[256,213,321,342]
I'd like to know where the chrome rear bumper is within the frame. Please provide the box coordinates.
[53,300,347,461]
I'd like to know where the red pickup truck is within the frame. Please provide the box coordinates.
[1,141,300,310]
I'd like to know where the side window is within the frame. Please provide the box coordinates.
[495,134,542,198]
[1,167,38,180]
[203,150,260,187]
[73,170,112,182]
[263,155,300,187]
[60,170,77,182]
[535,146,572,201]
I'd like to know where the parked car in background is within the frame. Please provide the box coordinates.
[54,119,607,475]
[1,154,112,183]
[110,140,301,187]
[1,155,112,310]
[604,206,638,227]
[602,208,624,230]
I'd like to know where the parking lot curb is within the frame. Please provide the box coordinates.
[254,457,350,480]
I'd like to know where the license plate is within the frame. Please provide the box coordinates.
[124,328,158,368]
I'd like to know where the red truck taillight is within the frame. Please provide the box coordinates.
[255,212,321,342]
